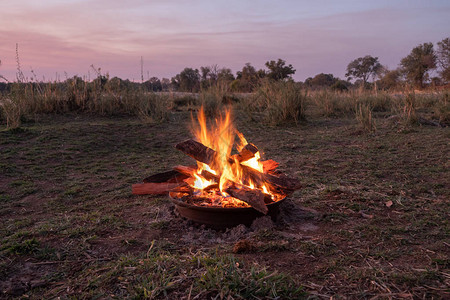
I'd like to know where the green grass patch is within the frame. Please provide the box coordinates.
[83,246,306,299]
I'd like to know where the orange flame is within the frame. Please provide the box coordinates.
[187,106,279,206]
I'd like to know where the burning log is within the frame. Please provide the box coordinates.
[234,143,259,162]
[261,159,279,173]
[175,139,217,166]
[225,185,268,214]
[173,165,219,182]
[240,165,301,194]
[143,169,188,183]
[173,165,197,176]
[175,139,300,194]
[176,139,260,166]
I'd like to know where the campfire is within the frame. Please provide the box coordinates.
[132,107,301,227]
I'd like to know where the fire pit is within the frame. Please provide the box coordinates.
[169,195,286,228]
[132,106,301,228]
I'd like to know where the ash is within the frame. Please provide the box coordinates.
[171,198,317,246]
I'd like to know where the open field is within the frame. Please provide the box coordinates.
[0,103,449,298]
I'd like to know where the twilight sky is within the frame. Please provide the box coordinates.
[0,0,449,82]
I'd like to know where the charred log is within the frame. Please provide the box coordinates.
[225,185,268,214]
[175,139,218,166]
[143,170,188,183]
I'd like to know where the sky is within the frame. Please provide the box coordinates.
[0,0,449,82]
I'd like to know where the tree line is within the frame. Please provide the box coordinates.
[150,37,449,92]
[1,38,448,93]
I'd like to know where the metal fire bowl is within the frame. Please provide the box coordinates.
[169,195,286,229]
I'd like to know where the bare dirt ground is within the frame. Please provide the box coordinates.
[0,111,449,299]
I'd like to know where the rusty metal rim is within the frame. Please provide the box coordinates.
[169,193,286,212]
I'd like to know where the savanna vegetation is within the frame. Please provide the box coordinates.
[0,39,449,298]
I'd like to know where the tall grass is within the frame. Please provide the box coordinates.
[434,91,449,125]
[311,90,354,117]
[1,73,448,130]
[393,92,418,127]
[198,82,232,117]
[0,97,22,129]
[137,93,172,123]
[243,79,307,125]
[0,78,173,129]
[355,102,376,132]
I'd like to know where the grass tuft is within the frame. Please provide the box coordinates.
[355,102,376,132]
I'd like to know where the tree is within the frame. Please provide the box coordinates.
[235,63,260,92]
[265,59,296,81]
[377,68,402,90]
[161,78,171,91]
[171,68,200,92]
[400,42,437,88]
[305,73,337,88]
[331,80,349,91]
[345,55,382,86]
[144,77,162,92]
[217,68,235,83]
[346,55,381,85]
[437,37,450,83]
[200,64,220,89]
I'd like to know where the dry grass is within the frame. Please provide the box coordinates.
[393,92,418,127]
[0,80,173,129]
[1,78,448,132]
[355,102,376,132]
[0,97,22,129]
[199,82,230,117]
[242,79,307,125]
